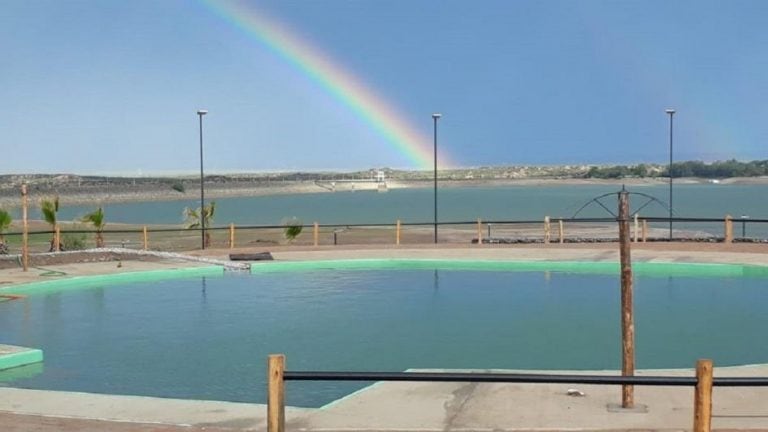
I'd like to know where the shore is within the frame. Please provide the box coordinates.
[1,176,764,209]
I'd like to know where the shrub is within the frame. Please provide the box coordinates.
[282,217,303,243]
[171,181,186,193]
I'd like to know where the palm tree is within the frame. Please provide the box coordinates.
[81,207,106,248]
[0,209,11,254]
[183,201,216,248]
[40,196,60,251]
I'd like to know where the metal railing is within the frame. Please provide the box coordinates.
[266,354,768,432]
[2,215,766,255]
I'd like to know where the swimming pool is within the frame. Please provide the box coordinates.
[1,260,766,407]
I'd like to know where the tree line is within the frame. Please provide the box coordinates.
[585,160,768,179]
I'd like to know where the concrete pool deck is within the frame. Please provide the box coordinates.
[2,243,768,430]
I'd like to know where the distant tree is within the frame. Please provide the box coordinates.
[81,207,106,247]
[171,181,186,193]
[40,196,61,251]
[183,201,216,248]
[0,209,11,254]
[282,217,303,243]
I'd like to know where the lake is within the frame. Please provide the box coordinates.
[18,183,768,236]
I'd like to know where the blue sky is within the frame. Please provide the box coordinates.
[2,0,767,174]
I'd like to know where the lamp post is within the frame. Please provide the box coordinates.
[665,108,675,240]
[197,109,208,250]
[432,113,441,244]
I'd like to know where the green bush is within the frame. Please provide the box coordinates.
[282,217,303,243]
[171,181,186,193]
[62,233,87,251]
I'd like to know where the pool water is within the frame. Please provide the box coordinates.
[0,262,766,407]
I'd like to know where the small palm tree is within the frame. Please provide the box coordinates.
[183,201,216,248]
[40,196,60,251]
[0,209,11,254]
[81,207,106,248]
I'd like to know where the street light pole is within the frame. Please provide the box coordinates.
[432,113,441,244]
[665,109,675,241]
[197,109,208,250]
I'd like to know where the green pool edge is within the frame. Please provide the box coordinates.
[250,258,768,278]
[3,259,768,296]
[0,266,225,296]
[0,347,44,371]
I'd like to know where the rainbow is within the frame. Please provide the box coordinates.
[200,0,448,169]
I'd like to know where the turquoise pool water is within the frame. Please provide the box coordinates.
[1,261,766,407]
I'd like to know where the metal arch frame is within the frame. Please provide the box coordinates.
[570,190,672,219]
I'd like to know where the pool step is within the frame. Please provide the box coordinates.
[0,345,44,371]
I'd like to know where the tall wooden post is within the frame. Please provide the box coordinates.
[543,216,551,244]
[693,359,713,432]
[642,220,648,243]
[267,354,286,432]
[142,226,148,251]
[229,223,235,249]
[396,220,401,245]
[313,222,319,247]
[477,218,483,245]
[618,190,635,408]
[724,215,733,243]
[21,183,29,272]
[54,224,61,252]
[558,219,564,244]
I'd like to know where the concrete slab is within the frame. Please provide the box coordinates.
[0,345,43,371]
[0,388,313,431]
[300,365,768,431]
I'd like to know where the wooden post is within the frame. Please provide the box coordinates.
[633,214,639,243]
[693,359,713,432]
[313,222,319,247]
[267,354,286,432]
[543,216,551,244]
[477,218,483,245]
[642,219,648,243]
[724,215,733,243]
[54,224,61,252]
[142,226,148,251]
[396,220,401,245]
[21,183,29,272]
[558,219,564,244]
[618,190,635,408]
[229,223,235,249]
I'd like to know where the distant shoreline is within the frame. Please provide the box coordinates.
[1,177,766,209]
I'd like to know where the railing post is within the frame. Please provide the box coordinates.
[142,226,148,251]
[544,216,551,244]
[477,218,482,245]
[642,219,648,243]
[724,215,733,243]
[229,223,235,249]
[55,224,61,252]
[693,359,713,432]
[21,183,29,272]
[618,190,635,408]
[313,222,319,247]
[396,219,401,245]
[633,214,639,243]
[267,354,286,432]
[558,219,564,244]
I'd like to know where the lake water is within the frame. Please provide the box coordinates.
[1,263,766,407]
[41,183,768,226]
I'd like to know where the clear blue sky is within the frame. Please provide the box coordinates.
[2,0,767,174]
